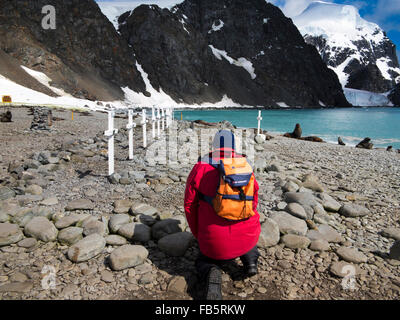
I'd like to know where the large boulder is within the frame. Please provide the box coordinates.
[109,244,149,271]
[58,227,84,245]
[285,203,307,220]
[281,234,310,249]
[55,214,87,229]
[158,232,195,257]
[258,218,280,248]
[24,217,58,242]
[83,220,107,237]
[283,192,318,214]
[270,211,308,236]
[381,228,400,241]
[67,234,106,262]
[151,219,183,240]
[109,214,131,233]
[0,223,24,246]
[306,224,343,243]
[118,223,152,243]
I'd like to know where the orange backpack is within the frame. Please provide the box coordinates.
[200,155,256,221]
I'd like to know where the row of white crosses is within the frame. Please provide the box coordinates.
[104,106,174,176]
[150,106,174,140]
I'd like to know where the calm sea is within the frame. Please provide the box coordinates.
[175,107,400,149]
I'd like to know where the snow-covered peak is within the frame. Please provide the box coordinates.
[292,1,400,91]
[293,1,383,41]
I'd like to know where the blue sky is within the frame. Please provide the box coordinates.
[97,0,400,62]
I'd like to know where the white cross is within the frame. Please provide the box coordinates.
[141,109,148,148]
[104,111,118,176]
[151,106,156,139]
[126,109,137,160]
[157,107,161,138]
[257,110,263,135]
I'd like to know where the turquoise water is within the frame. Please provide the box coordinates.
[175,107,400,149]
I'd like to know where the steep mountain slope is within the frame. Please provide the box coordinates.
[0,0,350,108]
[118,0,350,107]
[293,1,400,93]
[389,84,400,106]
[0,0,146,102]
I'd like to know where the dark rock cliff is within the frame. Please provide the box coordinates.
[389,84,400,106]
[118,0,350,108]
[0,0,146,101]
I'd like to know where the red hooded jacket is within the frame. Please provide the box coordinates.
[184,148,261,260]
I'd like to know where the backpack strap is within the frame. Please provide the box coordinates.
[198,193,214,206]
[197,155,223,206]
[198,155,223,172]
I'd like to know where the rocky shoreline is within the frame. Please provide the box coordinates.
[0,106,399,300]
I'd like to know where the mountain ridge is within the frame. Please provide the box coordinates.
[293,1,400,94]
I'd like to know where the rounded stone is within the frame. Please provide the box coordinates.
[309,239,330,252]
[336,247,368,264]
[109,244,149,271]
[24,217,58,242]
[285,203,307,220]
[158,232,194,257]
[17,238,37,248]
[105,235,128,246]
[339,204,369,218]
[151,219,183,240]
[0,223,24,246]
[270,211,308,236]
[108,214,130,233]
[258,218,280,248]
[67,234,106,263]
[281,234,311,249]
[58,227,84,245]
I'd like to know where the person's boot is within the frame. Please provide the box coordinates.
[205,267,222,300]
[244,263,258,277]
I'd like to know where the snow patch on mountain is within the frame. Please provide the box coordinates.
[0,74,108,109]
[208,20,224,34]
[126,62,177,106]
[21,66,68,97]
[209,45,256,80]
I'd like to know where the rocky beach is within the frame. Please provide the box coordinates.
[0,106,399,300]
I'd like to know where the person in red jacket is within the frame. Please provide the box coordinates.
[184,130,261,300]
